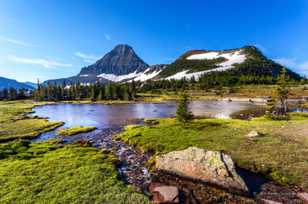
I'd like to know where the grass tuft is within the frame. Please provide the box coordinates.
[57,126,97,136]
[0,100,63,142]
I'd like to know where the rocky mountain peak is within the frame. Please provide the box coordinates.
[112,44,133,53]
[79,44,149,76]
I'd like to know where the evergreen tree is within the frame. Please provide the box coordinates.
[176,93,193,123]
[2,89,8,100]
[105,83,112,99]
[266,96,276,114]
[277,68,289,115]
[130,80,136,100]
[98,88,105,100]
[122,85,130,101]
[9,88,17,100]
[18,89,26,99]
[90,86,96,101]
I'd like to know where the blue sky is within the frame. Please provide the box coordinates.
[0,0,308,82]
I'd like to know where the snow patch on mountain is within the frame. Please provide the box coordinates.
[97,67,162,82]
[187,50,245,61]
[166,65,240,80]
[98,71,138,82]
[132,68,161,81]
[187,50,246,70]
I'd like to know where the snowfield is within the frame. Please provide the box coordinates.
[98,71,139,82]
[166,70,208,80]
[186,50,246,70]
[164,50,248,80]
[97,68,161,82]
[132,68,161,82]
[166,65,242,80]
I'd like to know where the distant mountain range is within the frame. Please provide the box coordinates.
[23,82,38,89]
[0,77,34,90]
[44,44,301,85]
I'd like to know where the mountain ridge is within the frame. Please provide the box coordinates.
[0,76,34,90]
[44,44,302,85]
[158,45,300,80]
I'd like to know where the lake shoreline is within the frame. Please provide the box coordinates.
[39,95,307,106]
[1,100,308,203]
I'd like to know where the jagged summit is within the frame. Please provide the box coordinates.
[79,44,148,76]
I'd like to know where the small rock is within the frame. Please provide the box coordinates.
[297,192,308,202]
[246,130,259,138]
[149,182,179,203]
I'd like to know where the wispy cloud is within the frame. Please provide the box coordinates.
[8,55,72,68]
[74,52,99,63]
[0,70,11,77]
[298,61,308,73]
[274,57,308,75]
[274,58,297,68]
[0,35,37,47]
[104,34,111,41]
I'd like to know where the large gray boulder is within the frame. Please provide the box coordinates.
[155,147,248,192]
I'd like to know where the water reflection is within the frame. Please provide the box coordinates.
[32,101,261,129]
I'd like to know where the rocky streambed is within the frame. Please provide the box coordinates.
[61,126,153,192]
[67,129,255,203]
[58,128,307,204]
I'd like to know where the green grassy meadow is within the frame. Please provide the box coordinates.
[116,113,308,188]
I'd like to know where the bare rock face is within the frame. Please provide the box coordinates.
[155,147,248,193]
[149,182,179,203]
[80,44,149,76]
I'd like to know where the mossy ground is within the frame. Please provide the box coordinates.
[58,125,97,136]
[0,140,150,204]
[0,101,63,142]
[0,100,149,203]
[116,113,308,189]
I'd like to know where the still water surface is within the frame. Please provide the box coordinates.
[32,101,261,129]
[31,101,270,195]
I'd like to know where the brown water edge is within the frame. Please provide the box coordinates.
[152,170,304,204]
[152,171,254,204]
